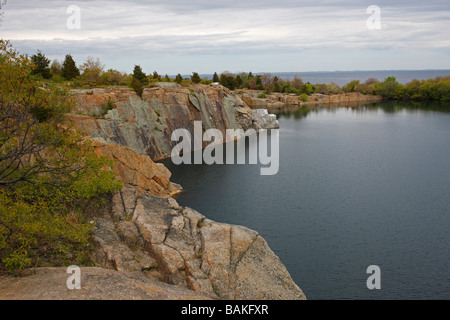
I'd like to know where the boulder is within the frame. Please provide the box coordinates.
[88,192,306,300]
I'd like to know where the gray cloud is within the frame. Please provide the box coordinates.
[1,0,449,73]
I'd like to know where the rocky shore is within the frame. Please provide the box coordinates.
[0,84,305,300]
[235,89,384,113]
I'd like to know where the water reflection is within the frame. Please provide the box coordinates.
[275,100,450,120]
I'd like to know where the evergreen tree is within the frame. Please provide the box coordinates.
[219,72,235,90]
[234,75,243,88]
[191,72,201,84]
[255,76,263,90]
[212,72,219,82]
[61,54,80,80]
[30,50,51,79]
[175,73,183,84]
[131,76,144,97]
[133,65,148,85]
[152,71,161,81]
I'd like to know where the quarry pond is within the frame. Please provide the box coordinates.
[163,101,450,300]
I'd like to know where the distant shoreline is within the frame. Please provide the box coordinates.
[197,70,450,86]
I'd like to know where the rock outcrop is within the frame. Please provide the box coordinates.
[91,137,180,196]
[236,89,384,113]
[0,267,212,300]
[67,84,275,161]
[0,84,304,300]
[88,187,305,300]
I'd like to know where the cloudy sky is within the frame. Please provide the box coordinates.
[1,0,449,75]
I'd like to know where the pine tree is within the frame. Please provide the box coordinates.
[133,65,148,85]
[213,72,219,83]
[191,72,201,84]
[175,74,183,84]
[131,76,143,97]
[152,71,161,81]
[30,50,51,79]
[61,54,80,80]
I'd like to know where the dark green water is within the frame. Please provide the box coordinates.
[162,101,450,300]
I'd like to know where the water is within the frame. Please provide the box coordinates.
[268,70,450,86]
[201,70,450,86]
[162,101,450,300]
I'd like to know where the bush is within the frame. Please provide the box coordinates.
[375,77,404,99]
[298,93,309,102]
[0,40,122,275]
[100,99,115,116]
[258,92,266,98]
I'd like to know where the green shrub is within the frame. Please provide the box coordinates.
[298,93,309,102]
[258,92,266,98]
[100,99,114,116]
[0,40,122,275]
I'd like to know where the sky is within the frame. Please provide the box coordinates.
[1,0,449,75]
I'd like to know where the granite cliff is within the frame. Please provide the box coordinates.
[0,84,304,300]
[67,83,279,161]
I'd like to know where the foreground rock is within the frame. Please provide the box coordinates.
[0,267,212,300]
[89,189,306,300]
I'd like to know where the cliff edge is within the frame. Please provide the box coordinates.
[0,84,304,300]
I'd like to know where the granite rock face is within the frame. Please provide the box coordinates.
[88,189,306,300]
[91,137,180,196]
[67,84,273,161]
[0,84,305,300]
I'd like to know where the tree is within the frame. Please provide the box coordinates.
[292,76,304,90]
[0,40,121,274]
[133,65,148,85]
[375,76,404,99]
[343,80,360,93]
[219,72,236,90]
[255,76,263,90]
[152,71,161,81]
[80,57,104,85]
[191,72,201,84]
[175,73,183,84]
[212,72,219,83]
[131,76,144,97]
[30,50,51,79]
[61,54,80,80]
[50,59,62,76]
[102,69,126,85]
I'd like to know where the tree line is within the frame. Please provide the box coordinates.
[28,49,450,102]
